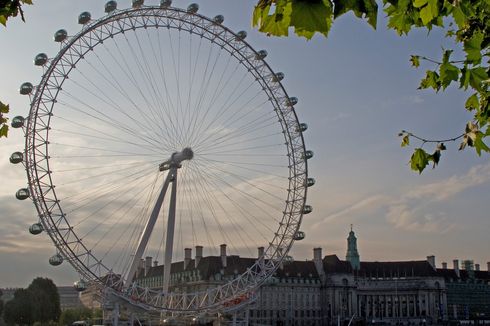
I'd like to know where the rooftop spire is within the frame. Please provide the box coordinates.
[346,226,360,270]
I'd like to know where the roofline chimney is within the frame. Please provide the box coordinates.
[453,259,460,278]
[195,245,203,267]
[145,256,152,276]
[427,255,436,270]
[442,262,447,269]
[184,248,192,270]
[220,244,227,268]
[475,263,480,271]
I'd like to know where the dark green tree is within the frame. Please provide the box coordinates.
[3,288,34,326]
[58,307,93,326]
[253,0,489,173]
[28,277,61,323]
[0,289,4,317]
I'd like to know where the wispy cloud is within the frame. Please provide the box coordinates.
[312,163,490,233]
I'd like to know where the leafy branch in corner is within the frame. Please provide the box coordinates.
[0,101,9,138]
[0,0,32,26]
[253,0,489,174]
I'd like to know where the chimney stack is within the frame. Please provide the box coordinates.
[427,255,436,269]
[475,264,480,271]
[184,248,192,270]
[313,247,322,262]
[220,244,227,268]
[488,262,490,272]
[442,262,447,269]
[153,260,158,267]
[145,256,152,276]
[453,259,460,278]
[195,245,203,267]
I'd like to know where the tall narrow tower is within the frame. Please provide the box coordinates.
[346,225,360,270]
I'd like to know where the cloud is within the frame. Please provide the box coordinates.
[312,195,388,228]
[311,163,490,234]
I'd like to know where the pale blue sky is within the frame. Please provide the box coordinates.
[0,0,489,288]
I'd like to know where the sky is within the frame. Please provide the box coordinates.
[0,0,489,288]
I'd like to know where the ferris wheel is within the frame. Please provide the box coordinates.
[11,0,314,316]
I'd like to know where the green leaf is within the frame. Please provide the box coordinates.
[333,0,378,29]
[410,55,420,67]
[468,67,488,92]
[419,0,435,25]
[410,148,430,174]
[0,124,8,138]
[474,132,490,156]
[439,62,460,89]
[401,134,410,147]
[0,101,9,114]
[465,93,479,111]
[290,0,333,39]
[463,31,483,64]
[413,0,428,8]
[419,70,440,91]
[0,15,7,26]
[451,5,466,28]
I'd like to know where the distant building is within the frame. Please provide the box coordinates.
[58,286,84,310]
[87,228,490,325]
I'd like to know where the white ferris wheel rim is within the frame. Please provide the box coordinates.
[22,3,309,315]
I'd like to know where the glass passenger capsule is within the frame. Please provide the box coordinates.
[255,50,268,60]
[49,253,63,266]
[34,53,48,66]
[304,150,314,160]
[283,255,294,264]
[54,29,68,42]
[287,97,298,107]
[74,279,87,291]
[296,123,308,132]
[19,82,33,95]
[294,230,305,241]
[303,205,313,214]
[29,223,43,235]
[11,116,25,128]
[213,15,224,24]
[105,1,118,13]
[272,72,284,82]
[160,0,172,8]
[236,31,247,40]
[78,12,91,25]
[10,152,23,164]
[187,3,199,13]
[16,188,30,200]
[306,178,315,187]
[132,0,144,8]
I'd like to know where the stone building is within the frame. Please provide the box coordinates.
[112,228,490,325]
